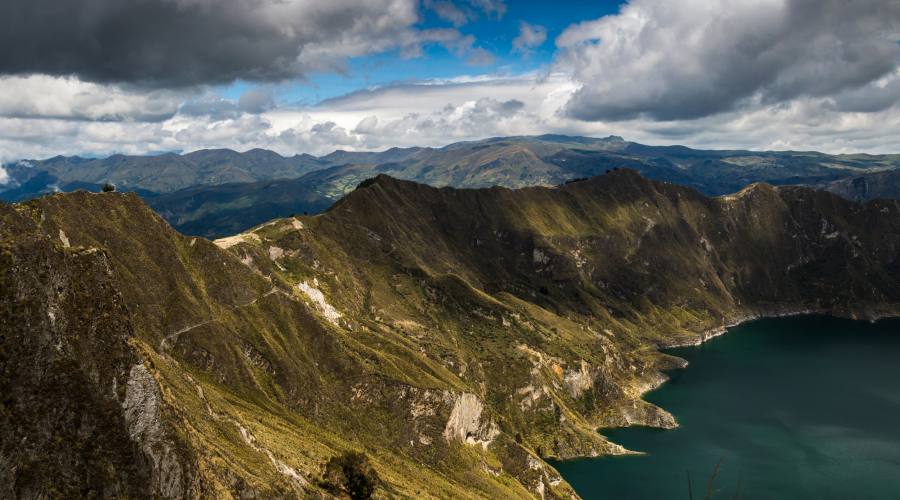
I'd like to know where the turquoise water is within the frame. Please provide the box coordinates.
[552,316,900,499]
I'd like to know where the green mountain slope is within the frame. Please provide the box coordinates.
[2,170,899,497]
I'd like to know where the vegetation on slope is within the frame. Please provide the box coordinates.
[2,169,899,497]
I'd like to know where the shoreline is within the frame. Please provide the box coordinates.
[553,309,900,500]
[563,307,900,462]
[661,306,900,350]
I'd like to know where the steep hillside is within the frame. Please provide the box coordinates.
[147,178,334,238]
[1,191,576,498]
[820,169,900,202]
[2,170,899,498]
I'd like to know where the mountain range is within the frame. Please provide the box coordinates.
[3,169,899,497]
[4,135,900,238]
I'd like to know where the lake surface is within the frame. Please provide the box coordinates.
[553,316,900,499]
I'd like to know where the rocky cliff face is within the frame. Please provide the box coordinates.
[1,170,899,498]
[0,206,198,498]
[821,169,900,203]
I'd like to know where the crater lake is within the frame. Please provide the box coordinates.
[553,315,900,499]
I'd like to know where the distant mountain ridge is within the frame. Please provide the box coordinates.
[5,135,900,237]
[0,147,327,199]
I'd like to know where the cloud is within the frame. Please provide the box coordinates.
[466,48,497,66]
[312,74,572,118]
[426,0,470,27]
[0,116,177,163]
[178,95,241,119]
[0,0,467,88]
[177,87,275,120]
[424,0,505,26]
[178,86,276,120]
[345,96,530,146]
[7,71,900,163]
[467,0,506,19]
[0,75,186,122]
[829,70,900,113]
[238,88,276,114]
[512,22,547,55]
[435,33,496,66]
[353,116,380,135]
[556,0,900,121]
[7,0,900,166]
[257,77,554,153]
[0,74,565,160]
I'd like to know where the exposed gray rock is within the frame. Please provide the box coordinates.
[123,363,189,498]
[443,393,501,449]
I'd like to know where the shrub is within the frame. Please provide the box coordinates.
[322,451,379,499]
[101,183,116,192]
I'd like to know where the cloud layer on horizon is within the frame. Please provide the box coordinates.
[7,72,900,164]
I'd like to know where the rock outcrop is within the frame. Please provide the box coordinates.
[443,393,501,448]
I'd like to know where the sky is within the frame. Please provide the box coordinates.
[0,0,899,164]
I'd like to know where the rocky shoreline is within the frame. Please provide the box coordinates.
[663,305,899,350]
[585,305,900,459]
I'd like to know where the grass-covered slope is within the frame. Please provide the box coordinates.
[309,170,900,332]
[2,170,899,498]
[1,191,570,498]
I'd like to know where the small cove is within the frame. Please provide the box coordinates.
[553,315,900,499]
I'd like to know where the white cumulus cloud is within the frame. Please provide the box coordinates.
[555,0,900,121]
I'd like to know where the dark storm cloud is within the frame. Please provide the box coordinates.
[556,0,900,122]
[831,79,900,114]
[0,0,427,87]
